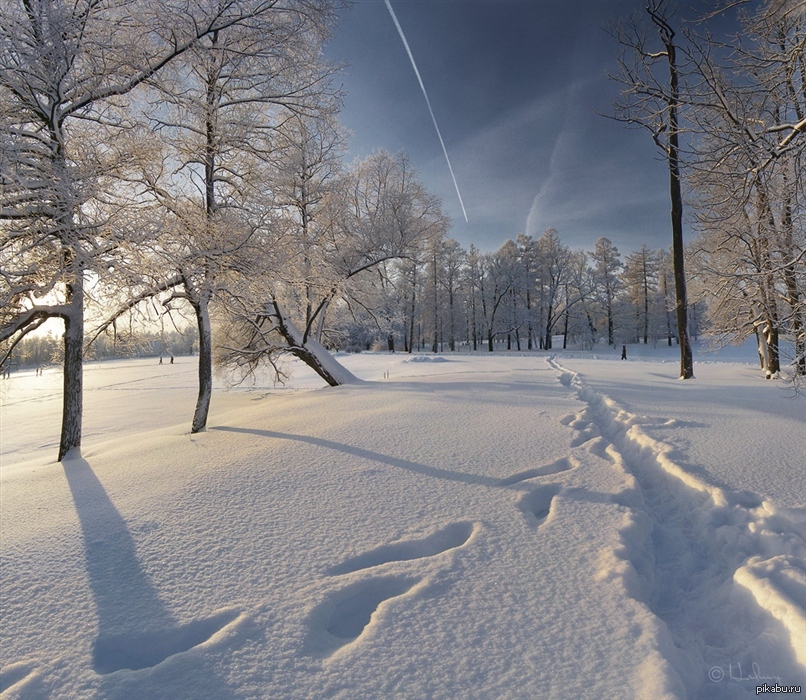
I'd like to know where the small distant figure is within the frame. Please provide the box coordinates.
[621,345,627,360]
[170,355,174,364]
[159,356,163,365]
[36,365,43,376]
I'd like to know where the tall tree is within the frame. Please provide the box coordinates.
[623,244,659,344]
[590,237,622,347]
[609,0,694,377]
[0,0,299,459]
[87,1,341,432]
[536,228,571,350]
[687,0,805,382]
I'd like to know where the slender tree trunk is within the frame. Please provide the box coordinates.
[563,284,569,349]
[660,15,694,379]
[471,293,477,351]
[755,324,769,372]
[781,195,806,376]
[432,248,438,353]
[407,267,416,354]
[192,294,213,433]
[59,276,84,460]
[449,288,456,351]
[765,320,780,377]
[643,267,649,344]
[607,292,614,346]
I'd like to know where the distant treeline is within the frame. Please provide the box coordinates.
[9,328,198,369]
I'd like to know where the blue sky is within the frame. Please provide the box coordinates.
[324,0,720,254]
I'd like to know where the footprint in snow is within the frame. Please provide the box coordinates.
[304,575,420,657]
[497,457,578,487]
[518,484,563,527]
[92,608,242,675]
[0,662,40,695]
[326,521,475,576]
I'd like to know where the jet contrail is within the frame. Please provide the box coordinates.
[384,0,469,223]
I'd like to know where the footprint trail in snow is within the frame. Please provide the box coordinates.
[547,356,806,698]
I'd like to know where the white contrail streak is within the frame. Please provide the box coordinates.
[384,0,469,223]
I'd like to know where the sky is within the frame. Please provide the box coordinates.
[324,0,721,254]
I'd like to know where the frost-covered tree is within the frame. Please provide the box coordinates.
[623,244,660,344]
[0,0,302,459]
[535,228,572,350]
[590,237,623,346]
[88,1,341,433]
[217,150,449,383]
[687,0,806,382]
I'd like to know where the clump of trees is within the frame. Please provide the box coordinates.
[607,0,805,385]
[354,229,695,357]
[0,0,452,460]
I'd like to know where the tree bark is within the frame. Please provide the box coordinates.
[659,14,694,379]
[191,294,213,433]
[58,278,84,461]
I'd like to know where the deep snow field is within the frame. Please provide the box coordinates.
[1,344,805,699]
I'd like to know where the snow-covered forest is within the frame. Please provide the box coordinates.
[1,0,805,698]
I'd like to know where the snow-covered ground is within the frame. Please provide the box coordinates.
[1,345,804,699]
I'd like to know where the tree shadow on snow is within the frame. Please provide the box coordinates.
[62,456,242,697]
[212,426,501,487]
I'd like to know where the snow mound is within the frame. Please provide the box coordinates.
[402,356,450,363]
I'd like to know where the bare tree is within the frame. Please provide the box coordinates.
[608,0,694,377]
[687,0,805,383]
[88,4,341,432]
[535,228,572,350]
[217,150,449,384]
[0,0,308,459]
[623,243,660,344]
[590,237,623,347]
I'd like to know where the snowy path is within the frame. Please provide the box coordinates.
[549,357,806,699]
[1,354,804,699]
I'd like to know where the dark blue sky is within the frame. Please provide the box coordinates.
[324,0,721,254]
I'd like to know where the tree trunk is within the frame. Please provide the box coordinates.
[765,321,780,377]
[407,268,416,354]
[58,278,84,461]
[191,294,213,433]
[288,345,341,386]
[781,196,806,376]
[755,325,767,371]
[607,299,614,346]
[271,299,358,386]
[663,18,694,379]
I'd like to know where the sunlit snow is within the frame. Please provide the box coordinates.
[1,346,804,699]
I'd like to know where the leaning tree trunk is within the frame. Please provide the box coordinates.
[59,276,84,461]
[191,293,213,433]
[271,299,357,387]
[288,345,341,387]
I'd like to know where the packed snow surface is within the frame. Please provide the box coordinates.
[1,346,805,699]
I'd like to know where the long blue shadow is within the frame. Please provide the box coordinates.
[62,456,241,694]
[211,426,501,487]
